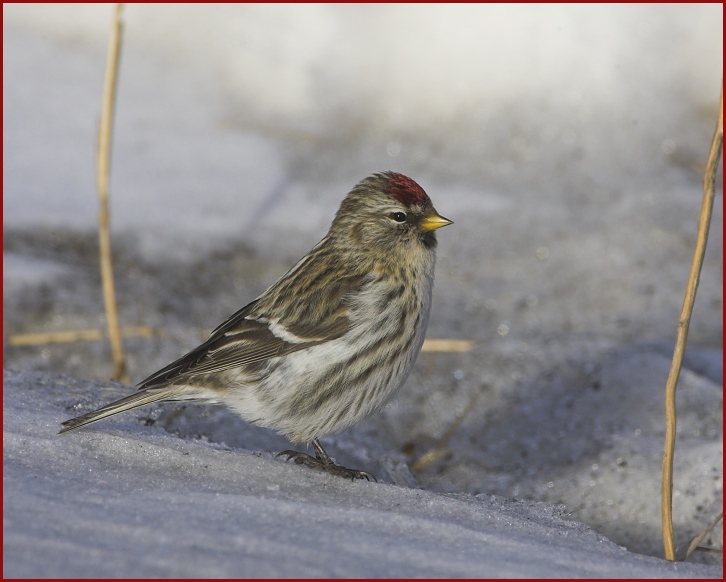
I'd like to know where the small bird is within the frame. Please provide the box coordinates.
[60,172,452,481]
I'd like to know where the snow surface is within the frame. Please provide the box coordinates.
[3,4,723,577]
[2,370,720,578]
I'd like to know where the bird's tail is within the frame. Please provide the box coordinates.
[59,386,186,435]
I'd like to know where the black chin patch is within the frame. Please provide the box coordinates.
[420,231,438,249]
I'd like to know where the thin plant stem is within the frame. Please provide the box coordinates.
[97,4,128,382]
[661,85,722,561]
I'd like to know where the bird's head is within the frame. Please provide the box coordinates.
[332,172,452,253]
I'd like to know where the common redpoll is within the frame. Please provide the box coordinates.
[60,172,452,481]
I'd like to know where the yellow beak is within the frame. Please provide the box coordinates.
[419,211,453,233]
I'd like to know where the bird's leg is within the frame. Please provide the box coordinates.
[276,439,376,482]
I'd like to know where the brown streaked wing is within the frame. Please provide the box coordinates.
[138,251,368,389]
[137,306,351,389]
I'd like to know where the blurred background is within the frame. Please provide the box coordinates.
[3,4,722,560]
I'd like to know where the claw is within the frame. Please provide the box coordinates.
[274,447,377,482]
[276,449,303,462]
[276,449,317,467]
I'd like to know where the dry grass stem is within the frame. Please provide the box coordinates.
[421,339,473,352]
[409,447,452,473]
[97,4,127,382]
[661,85,722,561]
[7,327,159,347]
[410,393,479,472]
[8,326,470,354]
[676,510,723,561]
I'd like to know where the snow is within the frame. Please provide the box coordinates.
[2,370,720,577]
[3,4,723,577]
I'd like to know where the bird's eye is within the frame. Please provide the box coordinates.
[390,212,407,223]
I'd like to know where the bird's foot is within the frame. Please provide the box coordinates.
[276,449,376,482]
